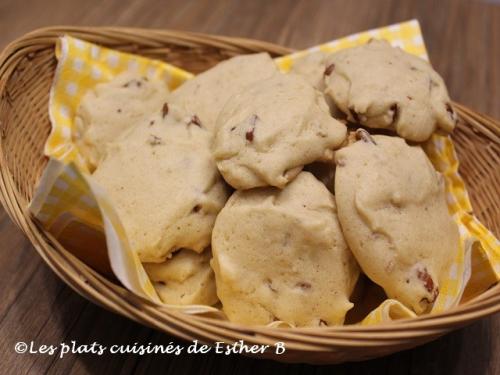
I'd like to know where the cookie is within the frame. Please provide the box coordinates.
[144,249,218,305]
[323,40,457,142]
[75,73,169,170]
[213,73,347,189]
[92,103,229,262]
[334,132,459,314]
[170,53,277,132]
[211,172,360,327]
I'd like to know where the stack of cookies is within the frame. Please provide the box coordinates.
[75,40,460,326]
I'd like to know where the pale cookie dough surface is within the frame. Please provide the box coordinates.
[334,133,460,314]
[92,103,229,263]
[75,73,169,170]
[144,249,218,306]
[211,172,359,327]
[289,51,341,116]
[289,51,329,90]
[213,73,347,189]
[169,53,277,133]
[324,40,457,142]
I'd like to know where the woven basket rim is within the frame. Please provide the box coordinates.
[0,26,499,356]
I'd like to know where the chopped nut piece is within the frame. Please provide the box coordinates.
[245,129,254,142]
[244,114,259,142]
[324,63,335,76]
[162,103,169,118]
[355,128,377,145]
[417,268,434,293]
[188,115,202,127]
[416,268,439,304]
[296,281,312,290]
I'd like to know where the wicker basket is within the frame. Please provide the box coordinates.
[0,27,499,364]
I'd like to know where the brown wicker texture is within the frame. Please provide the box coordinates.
[0,27,499,364]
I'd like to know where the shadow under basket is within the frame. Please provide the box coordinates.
[0,27,499,364]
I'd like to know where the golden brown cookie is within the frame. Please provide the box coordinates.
[75,73,169,170]
[211,172,359,326]
[170,53,277,133]
[144,249,218,306]
[213,73,347,189]
[92,103,229,262]
[335,133,460,313]
[324,40,457,142]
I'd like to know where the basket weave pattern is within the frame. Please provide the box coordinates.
[0,27,499,363]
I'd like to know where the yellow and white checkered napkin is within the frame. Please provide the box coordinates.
[30,20,500,325]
